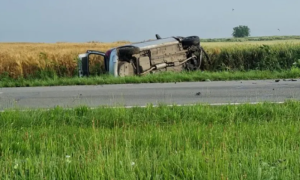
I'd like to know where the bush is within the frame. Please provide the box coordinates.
[203,44,300,71]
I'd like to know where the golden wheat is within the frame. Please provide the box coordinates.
[1,40,300,78]
[0,42,128,78]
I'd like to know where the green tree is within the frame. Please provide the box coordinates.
[232,25,251,38]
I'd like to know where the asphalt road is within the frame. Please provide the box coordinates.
[0,79,300,110]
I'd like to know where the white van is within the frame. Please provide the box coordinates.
[77,34,209,77]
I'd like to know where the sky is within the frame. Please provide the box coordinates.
[0,0,299,43]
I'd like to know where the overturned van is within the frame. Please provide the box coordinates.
[77,34,209,77]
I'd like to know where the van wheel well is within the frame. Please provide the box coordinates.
[118,46,140,56]
[182,36,200,47]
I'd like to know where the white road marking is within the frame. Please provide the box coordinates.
[0,101,286,113]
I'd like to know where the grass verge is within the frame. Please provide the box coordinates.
[0,69,299,87]
[0,100,300,179]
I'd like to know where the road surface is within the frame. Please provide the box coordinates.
[0,79,300,110]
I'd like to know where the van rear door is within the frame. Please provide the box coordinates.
[77,50,106,77]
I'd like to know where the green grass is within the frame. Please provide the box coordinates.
[0,69,300,87]
[1,101,300,179]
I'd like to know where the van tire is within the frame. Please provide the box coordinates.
[182,36,200,46]
[118,46,140,55]
[118,61,135,77]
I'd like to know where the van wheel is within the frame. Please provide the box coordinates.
[182,36,200,46]
[118,61,135,77]
[118,46,140,56]
[185,55,202,71]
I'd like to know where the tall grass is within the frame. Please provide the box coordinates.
[205,43,300,71]
[0,101,300,179]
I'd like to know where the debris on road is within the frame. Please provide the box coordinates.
[195,92,201,96]
[283,79,297,82]
[275,79,280,82]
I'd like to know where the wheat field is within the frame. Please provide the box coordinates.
[0,42,128,78]
[1,39,300,79]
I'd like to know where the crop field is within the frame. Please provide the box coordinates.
[0,41,127,79]
[1,101,300,179]
[1,36,300,81]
